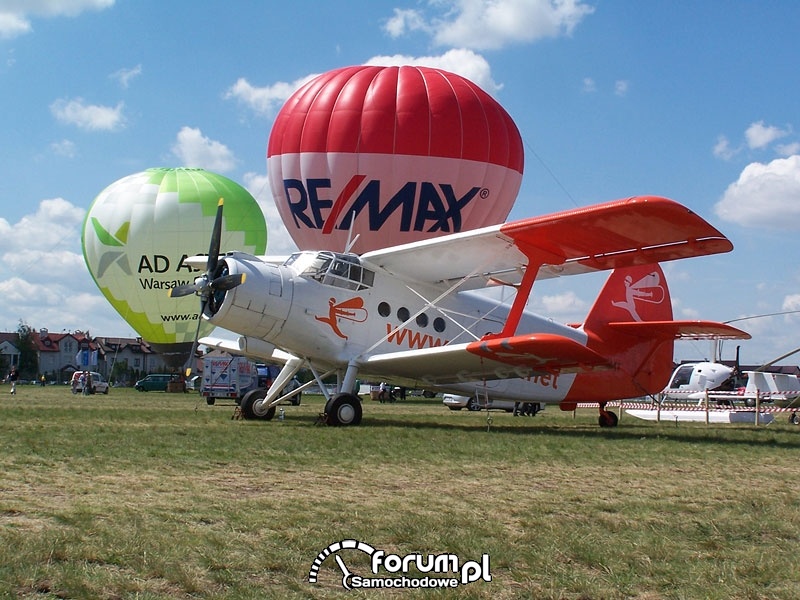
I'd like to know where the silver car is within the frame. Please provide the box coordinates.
[442,394,542,415]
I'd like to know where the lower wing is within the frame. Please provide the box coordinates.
[363,333,611,385]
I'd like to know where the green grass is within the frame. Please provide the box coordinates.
[1,385,799,599]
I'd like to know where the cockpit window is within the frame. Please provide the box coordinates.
[668,365,694,389]
[289,251,374,290]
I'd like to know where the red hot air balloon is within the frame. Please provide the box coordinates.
[267,65,524,254]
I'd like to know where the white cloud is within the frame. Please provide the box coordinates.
[677,305,700,320]
[386,0,594,51]
[0,11,30,38]
[225,74,317,117]
[614,80,629,97]
[229,49,501,118]
[242,172,298,256]
[776,142,800,156]
[50,97,126,131]
[715,122,797,161]
[581,77,596,93]
[538,291,588,316]
[0,197,135,337]
[365,49,500,94]
[782,295,800,312]
[0,197,84,252]
[0,0,114,39]
[384,8,430,37]
[170,126,237,173]
[50,139,77,157]
[714,155,800,229]
[111,64,142,88]
[713,134,737,160]
[3,249,85,285]
[745,120,790,150]
[0,277,63,305]
[0,199,81,316]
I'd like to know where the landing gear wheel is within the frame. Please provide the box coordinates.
[325,393,362,426]
[240,388,276,421]
[598,410,619,428]
[790,412,799,425]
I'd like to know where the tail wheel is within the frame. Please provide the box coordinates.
[598,410,619,428]
[790,412,799,425]
[240,388,276,421]
[325,393,362,426]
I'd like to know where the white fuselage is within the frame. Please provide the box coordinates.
[206,251,582,403]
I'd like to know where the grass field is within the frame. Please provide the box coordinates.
[1,385,799,599]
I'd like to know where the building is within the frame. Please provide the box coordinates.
[0,333,20,367]
[34,329,93,383]
[1,328,173,384]
[94,336,169,384]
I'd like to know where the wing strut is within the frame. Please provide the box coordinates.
[358,237,519,358]
[494,245,564,339]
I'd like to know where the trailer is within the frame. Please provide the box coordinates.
[201,356,258,405]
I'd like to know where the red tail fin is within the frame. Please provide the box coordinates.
[568,264,675,401]
[585,263,673,329]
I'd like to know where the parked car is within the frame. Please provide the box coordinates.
[134,374,174,392]
[442,393,542,415]
[70,371,109,395]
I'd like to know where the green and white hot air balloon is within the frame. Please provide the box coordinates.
[82,168,267,367]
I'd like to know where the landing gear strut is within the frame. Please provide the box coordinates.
[598,402,619,427]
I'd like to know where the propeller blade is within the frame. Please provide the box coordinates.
[170,197,234,378]
[169,282,201,298]
[206,198,224,275]
[211,272,246,292]
[184,296,208,377]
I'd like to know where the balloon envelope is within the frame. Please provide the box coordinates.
[267,65,524,254]
[82,168,267,366]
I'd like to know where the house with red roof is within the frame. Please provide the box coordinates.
[2,328,173,384]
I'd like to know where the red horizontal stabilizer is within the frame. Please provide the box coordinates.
[467,334,612,373]
[607,320,751,341]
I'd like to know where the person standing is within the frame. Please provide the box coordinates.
[8,367,18,395]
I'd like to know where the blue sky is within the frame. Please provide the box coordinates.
[1,0,799,365]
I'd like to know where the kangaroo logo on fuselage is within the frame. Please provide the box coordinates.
[611,271,665,321]
[315,297,368,339]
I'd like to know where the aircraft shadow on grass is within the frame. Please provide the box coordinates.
[280,413,800,449]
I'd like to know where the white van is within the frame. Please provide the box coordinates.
[70,371,110,394]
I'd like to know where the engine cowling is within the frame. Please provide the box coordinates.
[205,253,293,341]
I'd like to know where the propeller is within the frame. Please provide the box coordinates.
[168,198,246,375]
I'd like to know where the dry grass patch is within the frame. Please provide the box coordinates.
[1,387,799,598]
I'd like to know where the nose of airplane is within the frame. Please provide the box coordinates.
[168,198,246,375]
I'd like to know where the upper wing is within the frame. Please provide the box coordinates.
[360,196,732,290]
